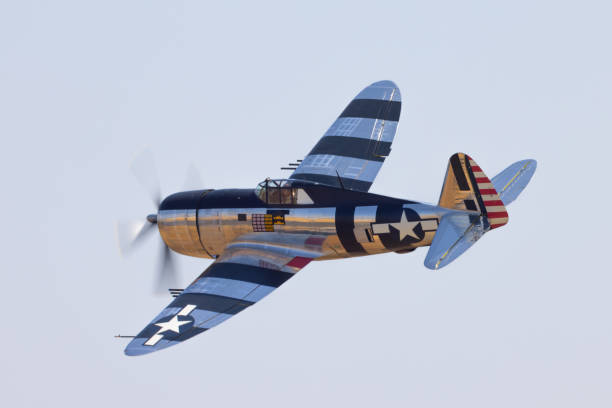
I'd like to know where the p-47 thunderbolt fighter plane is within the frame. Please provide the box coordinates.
[119,80,536,356]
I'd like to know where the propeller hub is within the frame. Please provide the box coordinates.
[146,214,158,224]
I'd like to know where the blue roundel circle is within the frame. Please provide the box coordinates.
[374,205,425,251]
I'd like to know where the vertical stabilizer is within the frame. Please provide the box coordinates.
[426,154,536,269]
[438,153,508,229]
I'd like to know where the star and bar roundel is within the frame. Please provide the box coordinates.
[143,305,197,346]
[372,206,438,250]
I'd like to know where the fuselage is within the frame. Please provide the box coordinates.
[156,181,449,261]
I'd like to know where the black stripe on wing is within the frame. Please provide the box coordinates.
[169,293,255,315]
[202,262,294,288]
[290,173,373,191]
[339,99,401,121]
[134,322,208,342]
[309,136,391,162]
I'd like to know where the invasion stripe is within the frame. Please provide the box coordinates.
[339,99,401,121]
[335,206,366,254]
[295,155,382,181]
[185,277,265,300]
[168,293,254,315]
[203,262,294,288]
[325,117,398,142]
[290,173,372,192]
[309,135,391,162]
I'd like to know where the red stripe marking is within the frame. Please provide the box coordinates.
[286,256,312,269]
[490,223,506,229]
[487,211,509,218]
[305,237,325,246]
[479,188,498,195]
[484,200,504,206]
[475,177,491,183]
[471,165,482,172]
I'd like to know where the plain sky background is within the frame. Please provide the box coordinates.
[1,1,611,407]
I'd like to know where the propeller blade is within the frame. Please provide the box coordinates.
[115,220,156,256]
[182,162,203,191]
[155,243,178,294]
[130,148,162,208]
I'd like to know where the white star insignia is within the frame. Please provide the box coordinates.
[154,315,191,334]
[389,210,420,241]
[144,304,197,346]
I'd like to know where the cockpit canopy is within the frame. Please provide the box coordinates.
[255,179,314,205]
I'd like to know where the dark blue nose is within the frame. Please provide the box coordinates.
[159,190,207,211]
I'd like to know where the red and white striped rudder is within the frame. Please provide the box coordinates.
[466,155,508,229]
[438,153,509,230]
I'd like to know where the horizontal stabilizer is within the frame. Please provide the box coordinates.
[424,212,488,270]
[491,160,537,206]
[427,154,537,269]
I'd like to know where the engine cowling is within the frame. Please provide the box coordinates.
[157,190,212,258]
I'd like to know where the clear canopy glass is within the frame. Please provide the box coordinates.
[255,179,313,205]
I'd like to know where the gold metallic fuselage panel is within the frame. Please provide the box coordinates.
[157,188,445,261]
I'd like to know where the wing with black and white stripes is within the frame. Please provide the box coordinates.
[124,233,326,356]
[289,80,401,192]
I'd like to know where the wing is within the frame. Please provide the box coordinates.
[124,233,326,356]
[289,80,401,192]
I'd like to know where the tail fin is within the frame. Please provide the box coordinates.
[491,159,537,206]
[425,153,536,270]
[438,153,508,229]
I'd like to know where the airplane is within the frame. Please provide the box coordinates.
[117,80,537,356]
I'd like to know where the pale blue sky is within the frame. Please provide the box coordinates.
[1,1,611,407]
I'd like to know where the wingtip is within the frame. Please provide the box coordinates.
[370,79,398,88]
[124,337,169,357]
[423,259,441,270]
[124,344,163,357]
[356,80,401,102]
[124,339,151,357]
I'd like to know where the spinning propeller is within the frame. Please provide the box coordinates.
[116,149,202,294]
